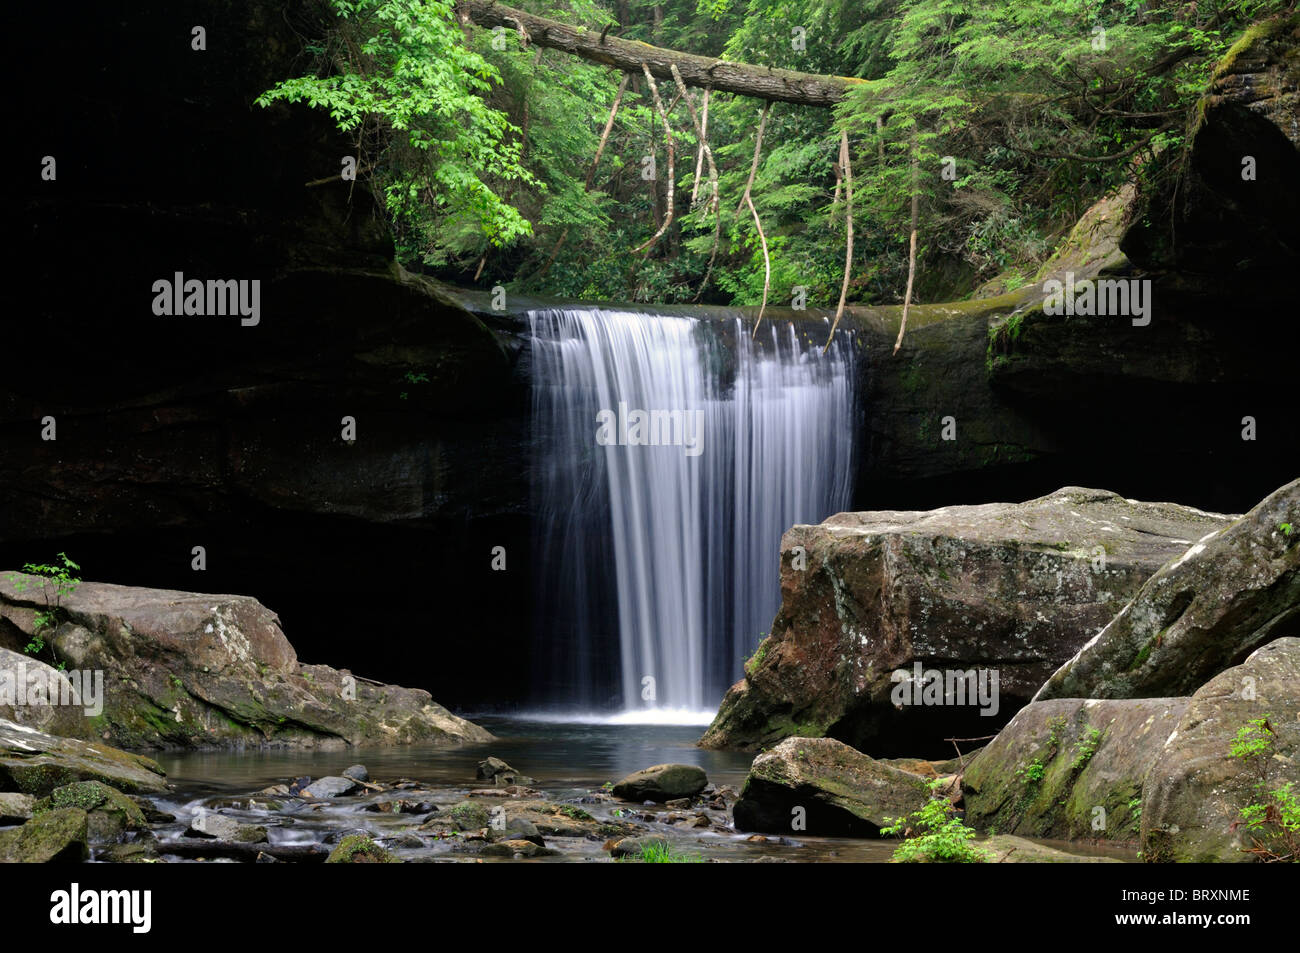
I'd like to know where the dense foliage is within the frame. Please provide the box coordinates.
[261,0,1289,305]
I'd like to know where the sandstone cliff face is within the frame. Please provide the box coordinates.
[700,487,1234,756]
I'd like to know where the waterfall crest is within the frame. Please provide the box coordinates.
[529,307,856,716]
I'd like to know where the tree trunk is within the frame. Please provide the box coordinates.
[455,1,862,106]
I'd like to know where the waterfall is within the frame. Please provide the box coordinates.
[529,306,856,717]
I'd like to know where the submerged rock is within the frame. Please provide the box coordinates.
[1143,638,1300,863]
[732,737,931,836]
[701,488,1232,755]
[0,575,494,749]
[0,717,167,795]
[963,697,1187,841]
[1036,477,1299,701]
[0,807,89,863]
[611,764,708,803]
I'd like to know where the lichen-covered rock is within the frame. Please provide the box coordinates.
[1142,638,1300,863]
[963,697,1187,841]
[0,575,493,749]
[0,718,167,796]
[732,737,931,836]
[701,488,1232,756]
[1036,478,1299,701]
[0,807,89,863]
[611,764,708,803]
[35,780,146,843]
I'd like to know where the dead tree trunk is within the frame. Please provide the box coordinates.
[455,1,862,106]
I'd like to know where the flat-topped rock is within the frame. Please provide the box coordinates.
[701,487,1234,756]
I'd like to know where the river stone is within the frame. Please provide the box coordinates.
[0,717,167,796]
[1036,478,1300,702]
[0,648,96,740]
[605,834,670,859]
[701,487,1233,756]
[1142,638,1300,863]
[301,776,358,799]
[963,697,1188,841]
[0,792,35,823]
[0,575,495,750]
[0,807,89,863]
[482,838,557,858]
[342,764,369,782]
[189,811,268,843]
[36,780,147,843]
[476,756,534,785]
[612,763,708,803]
[487,815,544,846]
[732,737,931,836]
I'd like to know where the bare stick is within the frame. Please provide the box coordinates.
[630,64,676,256]
[738,101,772,338]
[690,87,710,208]
[824,129,853,353]
[893,151,919,355]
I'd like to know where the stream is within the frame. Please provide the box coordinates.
[140,717,1138,864]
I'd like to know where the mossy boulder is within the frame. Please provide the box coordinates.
[732,737,931,836]
[447,800,491,831]
[0,717,167,796]
[35,780,146,843]
[326,834,400,863]
[1036,477,1299,702]
[963,697,1187,841]
[0,807,89,863]
[701,488,1231,756]
[1142,638,1300,863]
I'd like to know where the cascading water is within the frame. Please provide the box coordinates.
[529,306,856,719]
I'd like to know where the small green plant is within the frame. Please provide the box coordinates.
[1016,759,1046,785]
[1128,797,1142,835]
[1230,716,1299,862]
[744,634,769,674]
[557,804,593,821]
[636,841,704,864]
[882,779,991,863]
[1279,522,1293,538]
[7,553,81,667]
[1070,726,1104,770]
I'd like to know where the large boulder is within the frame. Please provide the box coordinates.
[701,488,1232,756]
[0,718,167,796]
[35,780,147,844]
[611,764,708,803]
[1142,638,1300,863]
[1036,478,1299,701]
[0,575,493,749]
[963,697,1187,841]
[732,737,932,836]
[0,807,89,863]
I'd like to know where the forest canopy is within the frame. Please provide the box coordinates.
[258,0,1288,307]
